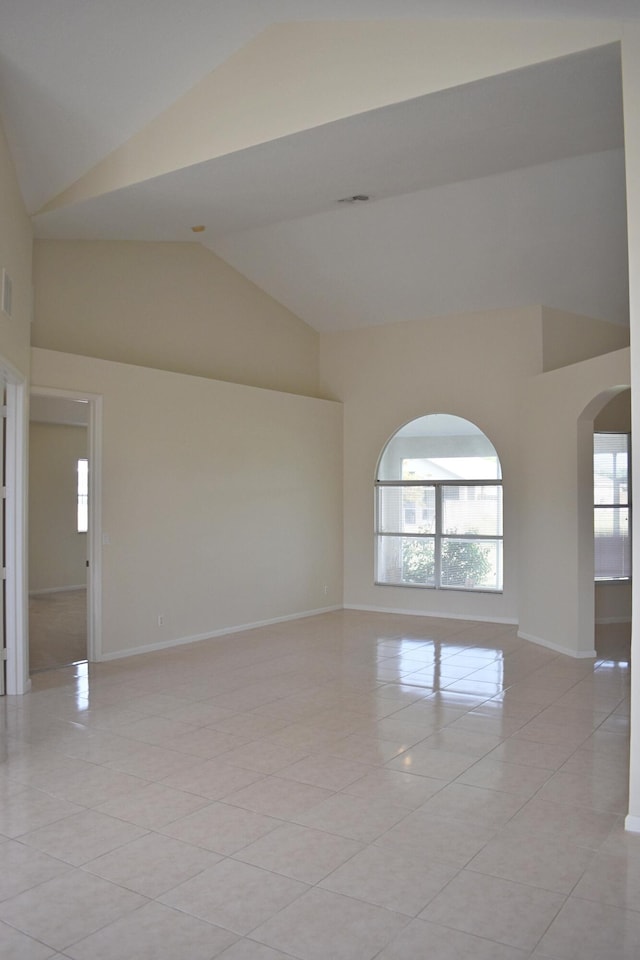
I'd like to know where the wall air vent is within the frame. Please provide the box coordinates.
[2,269,12,318]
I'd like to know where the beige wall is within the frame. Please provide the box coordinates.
[518,348,630,656]
[0,112,31,696]
[319,308,630,642]
[31,347,343,659]
[33,240,320,397]
[29,422,87,592]
[541,308,629,373]
[596,581,631,623]
[319,306,545,624]
[0,116,31,375]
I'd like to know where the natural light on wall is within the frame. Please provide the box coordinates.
[376,414,503,591]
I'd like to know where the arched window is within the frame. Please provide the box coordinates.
[376,414,503,591]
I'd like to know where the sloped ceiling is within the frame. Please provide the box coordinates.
[0,2,635,331]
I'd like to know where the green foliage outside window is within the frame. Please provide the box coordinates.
[402,530,492,587]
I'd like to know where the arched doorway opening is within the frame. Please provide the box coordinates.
[577,386,631,662]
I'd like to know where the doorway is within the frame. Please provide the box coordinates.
[577,386,632,663]
[593,388,632,662]
[29,395,89,669]
[28,388,102,669]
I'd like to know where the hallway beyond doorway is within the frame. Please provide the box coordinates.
[29,587,86,671]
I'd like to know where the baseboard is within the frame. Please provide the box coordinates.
[98,605,343,661]
[517,630,596,659]
[344,603,518,625]
[625,814,640,834]
[595,616,632,625]
[29,584,86,597]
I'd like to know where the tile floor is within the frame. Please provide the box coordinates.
[0,610,636,959]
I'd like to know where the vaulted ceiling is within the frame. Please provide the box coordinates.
[1,1,636,331]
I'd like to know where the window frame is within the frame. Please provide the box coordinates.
[375,478,504,593]
[77,457,89,534]
[594,431,631,582]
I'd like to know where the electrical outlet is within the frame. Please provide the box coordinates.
[157,614,164,626]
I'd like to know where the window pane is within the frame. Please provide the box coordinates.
[440,538,502,590]
[594,433,628,505]
[377,535,435,586]
[595,506,630,579]
[378,414,501,481]
[378,486,435,534]
[442,485,503,536]
[77,458,88,533]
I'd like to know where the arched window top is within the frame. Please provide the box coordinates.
[375,414,503,592]
[377,414,501,482]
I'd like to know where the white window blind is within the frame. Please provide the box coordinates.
[594,432,630,580]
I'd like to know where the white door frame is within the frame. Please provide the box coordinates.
[29,386,103,665]
[0,355,27,695]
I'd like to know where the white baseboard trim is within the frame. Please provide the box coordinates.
[625,814,640,834]
[517,630,596,659]
[595,616,632,625]
[344,603,518,626]
[98,605,343,661]
[29,584,86,597]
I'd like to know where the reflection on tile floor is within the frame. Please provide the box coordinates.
[0,610,635,959]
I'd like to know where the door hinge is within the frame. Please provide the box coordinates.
[1,648,7,660]
[2,567,6,580]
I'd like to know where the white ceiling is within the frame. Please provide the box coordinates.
[0,1,634,332]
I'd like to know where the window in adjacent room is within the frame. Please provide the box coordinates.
[594,432,630,580]
[77,458,88,533]
[376,414,503,591]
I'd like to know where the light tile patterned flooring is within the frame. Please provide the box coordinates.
[0,610,636,959]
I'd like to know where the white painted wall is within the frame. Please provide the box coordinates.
[29,422,87,592]
[31,348,343,659]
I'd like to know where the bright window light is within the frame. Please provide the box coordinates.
[77,458,88,533]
